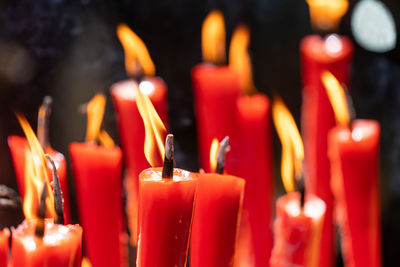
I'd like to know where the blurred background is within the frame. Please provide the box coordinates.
[0,0,399,265]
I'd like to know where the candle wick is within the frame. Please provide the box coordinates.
[37,96,53,150]
[45,154,64,225]
[295,171,305,208]
[343,85,356,128]
[35,180,47,238]
[216,136,230,174]
[162,134,175,179]
[132,61,145,83]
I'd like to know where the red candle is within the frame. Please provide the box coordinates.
[0,229,9,267]
[8,135,71,224]
[270,192,326,267]
[137,167,197,267]
[191,172,245,267]
[69,143,127,267]
[12,220,82,267]
[328,121,381,267]
[300,33,353,266]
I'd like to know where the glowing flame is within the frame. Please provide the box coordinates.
[229,25,256,95]
[136,89,167,167]
[97,130,115,148]
[306,0,349,32]
[321,71,350,125]
[85,93,106,142]
[272,98,304,192]
[202,10,226,64]
[209,138,219,172]
[16,114,56,219]
[117,23,155,77]
[82,257,92,267]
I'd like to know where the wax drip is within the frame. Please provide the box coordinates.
[45,154,64,225]
[162,134,174,179]
[35,181,47,238]
[216,136,230,174]
[37,96,53,150]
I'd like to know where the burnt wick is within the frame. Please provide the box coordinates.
[37,96,53,150]
[35,180,47,238]
[216,136,230,174]
[295,172,305,208]
[162,134,175,179]
[45,154,64,225]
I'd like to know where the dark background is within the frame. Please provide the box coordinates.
[0,0,399,265]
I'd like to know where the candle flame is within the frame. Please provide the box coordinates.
[202,10,226,64]
[82,257,92,267]
[306,0,349,32]
[136,88,167,167]
[229,25,256,95]
[321,71,350,125]
[272,98,304,193]
[16,113,56,219]
[209,138,219,172]
[117,23,155,77]
[97,129,115,148]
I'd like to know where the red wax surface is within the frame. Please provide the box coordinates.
[8,135,71,224]
[227,94,274,266]
[0,229,9,267]
[137,168,197,267]
[110,77,168,244]
[69,143,127,267]
[270,192,326,267]
[328,120,381,267]
[12,220,82,267]
[300,34,353,266]
[192,63,240,172]
[191,173,245,267]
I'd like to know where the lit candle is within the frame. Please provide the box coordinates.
[111,24,168,244]
[191,137,245,267]
[192,10,240,173]
[69,94,127,267]
[0,229,9,267]
[324,72,381,267]
[300,1,353,265]
[270,98,326,267]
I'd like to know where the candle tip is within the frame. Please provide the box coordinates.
[37,96,53,149]
[162,134,174,178]
[35,180,47,238]
[216,136,230,174]
[45,154,64,225]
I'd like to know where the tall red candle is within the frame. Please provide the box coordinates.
[301,33,353,266]
[328,120,381,267]
[69,143,127,267]
[0,229,9,267]
[191,173,245,267]
[137,168,197,267]
[12,220,82,267]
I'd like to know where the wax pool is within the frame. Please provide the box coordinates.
[69,143,127,267]
[0,229,9,267]
[11,220,82,267]
[328,120,381,267]
[137,168,197,267]
[191,173,245,267]
[270,192,326,267]
[300,34,353,266]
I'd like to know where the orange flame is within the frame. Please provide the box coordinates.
[209,138,219,172]
[82,257,92,267]
[321,71,349,125]
[202,10,226,64]
[85,93,106,142]
[306,0,349,32]
[16,114,56,219]
[136,88,167,167]
[272,98,304,192]
[229,25,256,95]
[117,23,155,77]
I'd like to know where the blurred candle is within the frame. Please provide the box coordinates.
[301,1,353,265]
[112,24,168,244]
[324,72,381,267]
[192,10,240,173]
[0,229,9,267]
[70,94,127,267]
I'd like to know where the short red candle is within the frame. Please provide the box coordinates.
[0,229,9,267]
[11,220,82,267]
[300,34,353,266]
[270,192,326,267]
[192,64,240,172]
[191,173,245,267]
[111,77,168,243]
[69,143,127,267]
[226,93,274,266]
[137,168,197,267]
[8,135,71,224]
[328,120,381,267]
